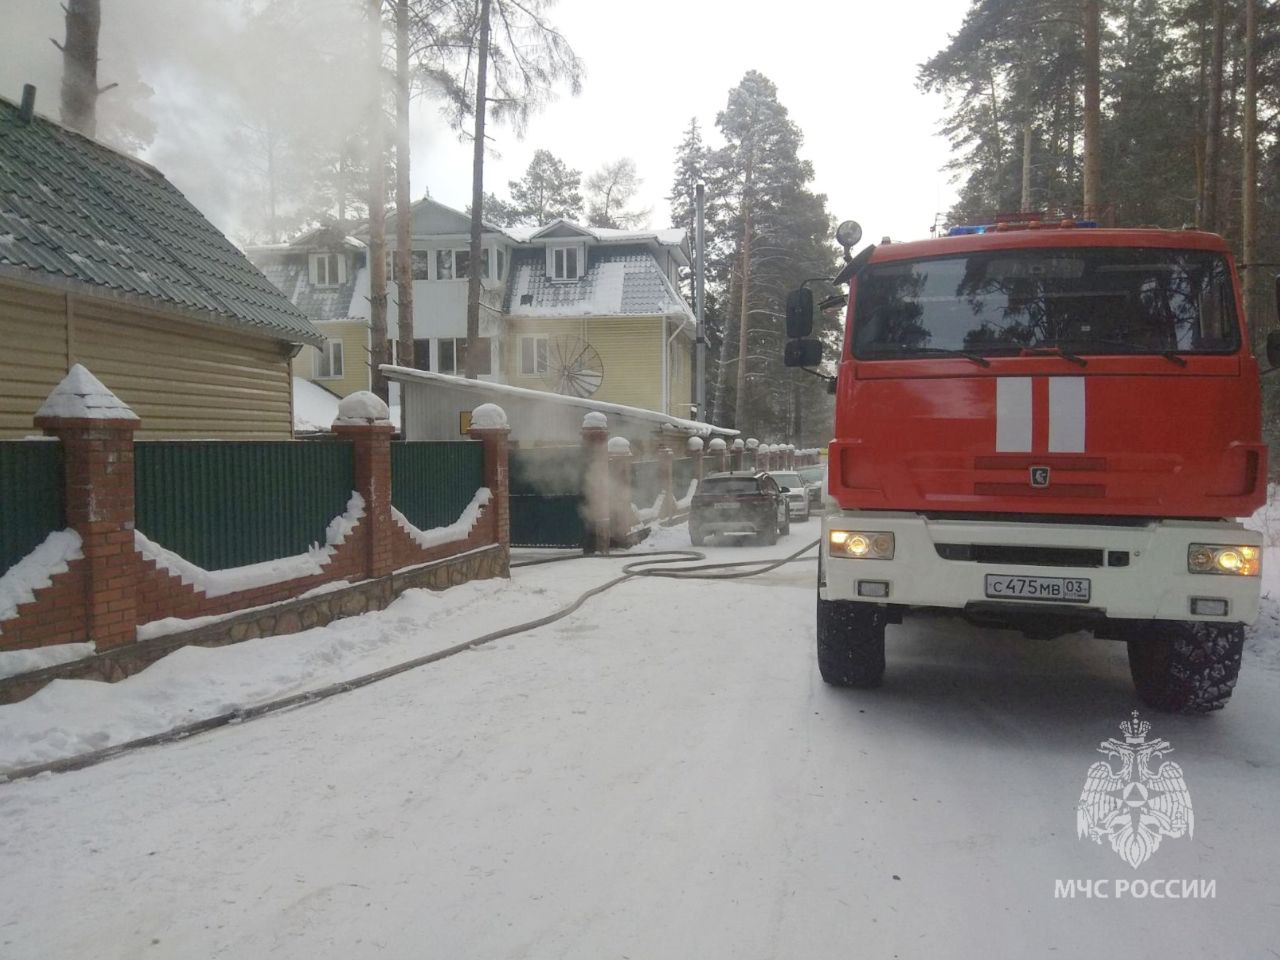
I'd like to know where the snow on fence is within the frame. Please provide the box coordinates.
[134,440,355,570]
[0,440,63,578]
[391,440,486,532]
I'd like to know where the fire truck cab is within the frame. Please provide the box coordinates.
[784,218,1271,713]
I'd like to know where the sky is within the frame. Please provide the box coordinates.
[1,0,968,245]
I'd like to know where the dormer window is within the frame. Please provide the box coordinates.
[547,243,583,281]
[310,253,346,287]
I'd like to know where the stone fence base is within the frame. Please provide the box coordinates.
[0,544,506,705]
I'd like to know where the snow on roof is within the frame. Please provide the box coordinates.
[382,365,736,438]
[293,377,341,433]
[507,251,693,322]
[36,364,138,421]
[528,219,686,247]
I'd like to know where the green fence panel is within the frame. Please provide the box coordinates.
[0,441,64,577]
[632,459,663,510]
[134,441,354,570]
[510,447,585,547]
[391,441,485,531]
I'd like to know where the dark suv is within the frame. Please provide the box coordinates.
[689,471,791,546]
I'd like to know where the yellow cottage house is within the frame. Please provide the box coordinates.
[248,200,697,432]
[0,92,324,439]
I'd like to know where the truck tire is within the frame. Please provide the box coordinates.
[759,515,778,546]
[1126,620,1245,713]
[816,598,886,688]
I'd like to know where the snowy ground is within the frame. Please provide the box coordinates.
[2,518,1279,958]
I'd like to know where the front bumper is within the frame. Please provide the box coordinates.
[817,510,1262,624]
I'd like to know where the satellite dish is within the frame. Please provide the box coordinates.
[545,337,604,398]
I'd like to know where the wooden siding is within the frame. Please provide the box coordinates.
[667,333,693,417]
[1,279,295,439]
[292,319,370,397]
[505,316,665,411]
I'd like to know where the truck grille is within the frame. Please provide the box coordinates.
[934,543,1106,568]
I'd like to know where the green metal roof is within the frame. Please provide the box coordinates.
[0,96,322,346]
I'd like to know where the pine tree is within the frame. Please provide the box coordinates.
[506,149,585,224]
[585,158,649,228]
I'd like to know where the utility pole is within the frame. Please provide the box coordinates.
[394,0,414,372]
[366,0,389,401]
[464,0,491,379]
[695,180,706,421]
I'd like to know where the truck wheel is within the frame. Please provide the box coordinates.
[780,509,791,537]
[759,515,778,546]
[1126,620,1245,713]
[816,598,886,688]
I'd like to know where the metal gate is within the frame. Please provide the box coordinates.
[509,447,586,548]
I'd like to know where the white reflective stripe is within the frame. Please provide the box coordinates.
[995,377,1033,452]
[1048,377,1086,452]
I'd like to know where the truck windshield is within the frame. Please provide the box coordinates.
[852,247,1239,360]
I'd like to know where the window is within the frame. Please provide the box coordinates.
[310,253,345,287]
[412,338,431,371]
[481,249,491,280]
[520,335,549,375]
[437,337,491,375]
[315,339,344,379]
[436,249,454,280]
[455,249,471,279]
[497,248,506,280]
[550,245,580,281]
[411,251,431,280]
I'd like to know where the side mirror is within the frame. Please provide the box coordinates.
[785,288,814,338]
[1267,328,1280,368]
[780,486,791,493]
[784,338,822,367]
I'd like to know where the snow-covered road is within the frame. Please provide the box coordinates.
[2,522,1279,958]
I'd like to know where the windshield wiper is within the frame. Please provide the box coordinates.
[1044,337,1188,367]
[1021,343,1088,367]
[871,345,991,367]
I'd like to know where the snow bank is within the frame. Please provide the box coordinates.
[634,492,667,524]
[135,493,364,599]
[391,488,492,551]
[0,643,95,680]
[333,390,390,426]
[675,479,699,511]
[470,403,508,430]
[0,530,83,636]
[35,364,138,421]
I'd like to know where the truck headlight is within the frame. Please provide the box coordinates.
[1187,543,1260,576]
[829,530,894,559]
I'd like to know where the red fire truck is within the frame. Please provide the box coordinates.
[784,217,1273,712]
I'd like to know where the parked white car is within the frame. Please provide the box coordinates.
[768,471,811,521]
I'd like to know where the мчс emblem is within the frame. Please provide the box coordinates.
[1030,465,1051,488]
[1076,711,1193,868]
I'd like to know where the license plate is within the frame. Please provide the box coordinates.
[984,574,1091,603]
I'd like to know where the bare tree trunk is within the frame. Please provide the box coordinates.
[988,74,1004,202]
[465,0,491,380]
[394,0,415,372]
[265,124,279,243]
[1082,0,1102,219]
[367,0,389,401]
[1021,120,1033,212]
[1204,0,1226,232]
[733,161,754,430]
[1242,0,1260,350]
[59,0,101,138]
[337,151,347,224]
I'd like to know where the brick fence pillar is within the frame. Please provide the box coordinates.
[708,437,727,473]
[468,404,511,567]
[608,436,633,544]
[582,414,610,555]
[34,365,140,651]
[730,438,745,471]
[657,444,675,520]
[687,435,705,483]
[331,392,396,580]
